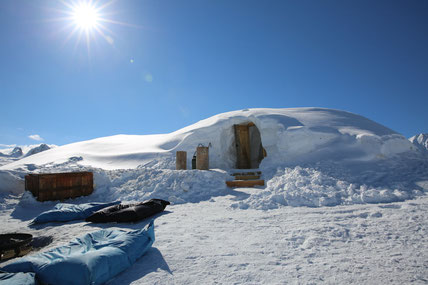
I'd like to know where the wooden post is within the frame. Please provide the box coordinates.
[196,147,209,170]
[176,151,187,170]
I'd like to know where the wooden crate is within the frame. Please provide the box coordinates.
[25,172,93,201]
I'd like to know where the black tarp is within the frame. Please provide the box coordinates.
[85,199,170,223]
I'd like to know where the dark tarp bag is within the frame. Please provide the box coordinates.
[86,199,170,223]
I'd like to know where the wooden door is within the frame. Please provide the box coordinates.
[234,124,251,169]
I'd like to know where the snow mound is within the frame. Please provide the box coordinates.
[91,167,229,204]
[2,163,229,209]
[232,154,428,209]
[0,171,25,196]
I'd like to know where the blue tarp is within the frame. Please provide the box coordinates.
[31,201,121,224]
[2,221,155,285]
[0,272,37,285]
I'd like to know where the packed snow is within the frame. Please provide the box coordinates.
[1,108,427,284]
[2,189,428,284]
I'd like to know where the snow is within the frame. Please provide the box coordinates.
[0,171,25,197]
[1,107,428,283]
[1,190,428,284]
[233,152,428,210]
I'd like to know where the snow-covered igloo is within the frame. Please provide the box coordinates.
[0,108,416,171]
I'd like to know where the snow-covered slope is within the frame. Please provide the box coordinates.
[0,108,417,171]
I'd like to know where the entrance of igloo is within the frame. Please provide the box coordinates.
[234,122,265,169]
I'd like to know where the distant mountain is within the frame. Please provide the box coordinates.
[0,147,22,158]
[409,133,428,151]
[0,144,54,167]
[10,147,23,158]
[24,144,51,157]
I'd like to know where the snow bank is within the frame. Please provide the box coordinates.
[234,153,428,209]
[91,167,229,204]
[0,171,25,195]
[0,160,229,209]
[232,166,413,209]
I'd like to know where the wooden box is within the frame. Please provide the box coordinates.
[25,172,93,201]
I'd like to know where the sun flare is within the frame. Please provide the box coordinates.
[71,3,100,30]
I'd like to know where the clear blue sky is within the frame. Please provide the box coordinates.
[1,0,427,146]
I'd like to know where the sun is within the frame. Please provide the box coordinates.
[53,0,134,53]
[71,2,100,30]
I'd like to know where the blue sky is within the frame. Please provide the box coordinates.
[1,0,427,146]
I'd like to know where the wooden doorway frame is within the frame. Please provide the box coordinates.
[234,122,265,169]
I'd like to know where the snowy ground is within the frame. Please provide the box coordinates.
[1,186,428,284]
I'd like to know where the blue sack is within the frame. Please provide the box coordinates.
[31,201,121,224]
[0,272,37,285]
[2,221,155,285]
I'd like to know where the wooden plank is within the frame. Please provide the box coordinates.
[176,151,187,170]
[234,175,261,180]
[196,147,209,170]
[25,175,39,197]
[226,180,265,188]
[231,171,262,176]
